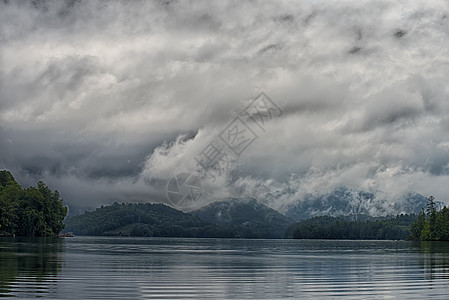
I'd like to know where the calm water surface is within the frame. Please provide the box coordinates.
[1,237,449,299]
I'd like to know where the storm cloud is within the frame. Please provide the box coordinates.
[1,0,449,211]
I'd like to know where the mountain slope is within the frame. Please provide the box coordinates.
[64,202,235,238]
[192,198,294,238]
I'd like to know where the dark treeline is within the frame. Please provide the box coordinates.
[286,214,416,240]
[410,196,449,241]
[0,171,67,237]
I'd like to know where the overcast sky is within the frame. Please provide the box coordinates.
[1,0,449,211]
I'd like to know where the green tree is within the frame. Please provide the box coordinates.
[410,209,426,240]
[37,182,67,235]
[409,196,449,241]
[434,206,449,240]
[0,171,67,237]
[426,196,437,240]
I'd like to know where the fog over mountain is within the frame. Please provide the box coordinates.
[1,0,449,213]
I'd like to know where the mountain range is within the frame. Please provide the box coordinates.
[64,185,437,239]
[64,187,435,238]
[281,187,437,221]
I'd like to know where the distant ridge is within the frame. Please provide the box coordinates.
[282,187,439,221]
[192,198,294,238]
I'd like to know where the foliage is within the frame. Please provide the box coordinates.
[286,214,416,240]
[410,196,449,241]
[0,170,67,237]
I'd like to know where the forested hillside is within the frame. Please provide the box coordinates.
[65,199,294,238]
[64,202,236,237]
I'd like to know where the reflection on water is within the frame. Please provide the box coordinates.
[0,237,64,297]
[412,241,449,282]
[1,237,449,299]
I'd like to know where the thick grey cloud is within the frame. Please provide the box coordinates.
[1,0,449,211]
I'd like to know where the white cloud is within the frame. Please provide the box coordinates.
[1,0,449,209]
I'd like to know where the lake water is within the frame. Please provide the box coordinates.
[1,237,449,299]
